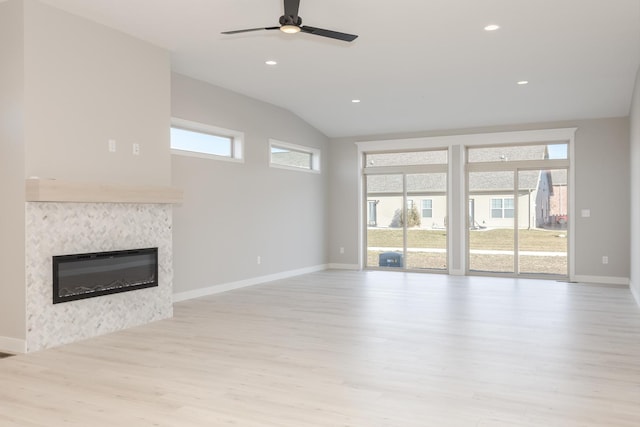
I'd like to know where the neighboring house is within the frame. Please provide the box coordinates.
[549,170,568,225]
[366,145,567,230]
[367,173,447,229]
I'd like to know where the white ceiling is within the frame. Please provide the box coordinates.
[40,0,640,138]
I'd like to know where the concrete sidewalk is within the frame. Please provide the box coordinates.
[369,247,567,257]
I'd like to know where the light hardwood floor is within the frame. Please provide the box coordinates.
[1,270,640,426]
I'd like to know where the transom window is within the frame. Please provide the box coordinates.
[170,118,243,162]
[269,139,320,173]
[468,143,568,163]
[365,149,448,167]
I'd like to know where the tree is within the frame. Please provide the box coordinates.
[390,206,421,228]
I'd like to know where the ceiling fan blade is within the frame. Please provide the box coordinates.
[222,26,279,35]
[300,26,358,42]
[283,0,300,18]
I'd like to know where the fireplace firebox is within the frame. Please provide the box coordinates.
[52,248,158,304]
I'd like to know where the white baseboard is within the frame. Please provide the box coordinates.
[449,269,465,276]
[327,263,360,270]
[173,264,328,303]
[0,336,26,354]
[572,275,630,286]
[630,281,640,306]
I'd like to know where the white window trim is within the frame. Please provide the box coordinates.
[269,139,321,173]
[171,117,244,163]
[355,127,577,279]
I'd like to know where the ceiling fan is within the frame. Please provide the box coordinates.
[221,0,358,42]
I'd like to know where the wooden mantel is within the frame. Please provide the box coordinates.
[25,179,183,204]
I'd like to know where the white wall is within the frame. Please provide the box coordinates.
[329,118,631,282]
[630,67,640,303]
[171,73,329,296]
[0,0,27,349]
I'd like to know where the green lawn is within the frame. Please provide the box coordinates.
[367,228,567,252]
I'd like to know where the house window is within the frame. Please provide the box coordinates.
[170,118,243,162]
[269,139,320,173]
[407,199,414,210]
[491,198,514,218]
[421,199,433,218]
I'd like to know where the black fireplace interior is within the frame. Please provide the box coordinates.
[52,248,158,304]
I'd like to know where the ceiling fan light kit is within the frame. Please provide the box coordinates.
[222,0,358,42]
[280,25,301,34]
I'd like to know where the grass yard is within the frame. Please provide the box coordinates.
[367,228,567,252]
[367,227,567,274]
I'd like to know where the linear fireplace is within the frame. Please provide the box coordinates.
[52,248,158,304]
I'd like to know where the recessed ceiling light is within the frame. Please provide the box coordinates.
[517,80,529,85]
[352,99,361,103]
[484,24,500,31]
[265,60,277,65]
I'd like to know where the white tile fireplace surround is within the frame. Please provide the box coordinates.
[24,180,182,352]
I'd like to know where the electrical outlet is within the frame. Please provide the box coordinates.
[257,255,261,265]
[602,256,608,265]
[340,247,345,254]
[108,139,116,152]
[132,143,140,156]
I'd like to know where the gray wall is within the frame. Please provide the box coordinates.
[329,117,631,281]
[23,0,171,185]
[0,0,26,343]
[573,118,629,279]
[171,73,329,294]
[630,67,640,303]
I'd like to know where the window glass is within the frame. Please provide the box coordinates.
[365,150,447,167]
[271,146,312,170]
[491,199,503,218]
[170,118,243,162]
[491,198,514,218]
[171,127,232,157]
[269,139,320,173]
[421,199,433,218]
[468,143,568,163]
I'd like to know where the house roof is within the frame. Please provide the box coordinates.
[550,170,568,186]
[38,0,640,138]
[367,145,549,194]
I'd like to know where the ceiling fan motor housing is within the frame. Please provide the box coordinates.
[279,14,302,26]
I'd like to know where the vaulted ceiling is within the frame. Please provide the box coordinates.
[40,0,640,138]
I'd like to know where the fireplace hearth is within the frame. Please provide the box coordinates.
[52,248,158,304]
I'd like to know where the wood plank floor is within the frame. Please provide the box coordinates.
[1,270,640,426]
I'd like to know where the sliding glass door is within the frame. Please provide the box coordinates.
[466,143,569,278]
[363,150,448,272]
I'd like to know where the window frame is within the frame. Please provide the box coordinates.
[269,139,321,173]
[170,118,244,163]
